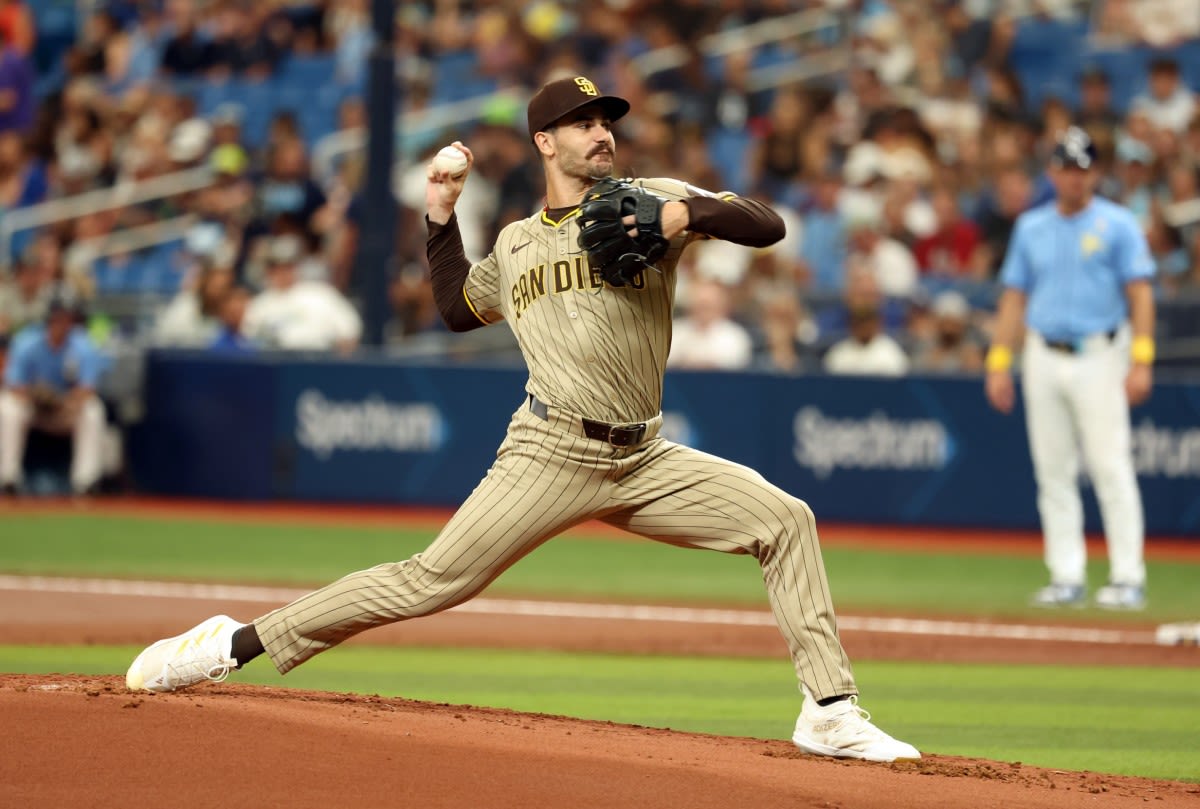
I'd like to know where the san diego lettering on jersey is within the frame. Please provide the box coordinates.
[510,257,645,319]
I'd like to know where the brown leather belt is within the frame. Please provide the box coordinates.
[527,394,648,447]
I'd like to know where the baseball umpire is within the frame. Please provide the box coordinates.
[985,126,1155,610]
[126,76,919,762]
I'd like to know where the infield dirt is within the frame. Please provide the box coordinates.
[2,498,1198,806]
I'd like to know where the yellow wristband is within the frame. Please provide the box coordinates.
[1131,335,1155,365]
[985,345,1012,373]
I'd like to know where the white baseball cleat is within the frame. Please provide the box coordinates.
[1094,582,1146,611]
[792,694,921,762]
[125,614,243,693]
[1030,583,1087,608]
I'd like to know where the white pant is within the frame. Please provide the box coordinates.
[0,389,105,492]
[1022,330,1145,587]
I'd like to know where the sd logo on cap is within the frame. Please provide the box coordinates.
[526,76,630,142]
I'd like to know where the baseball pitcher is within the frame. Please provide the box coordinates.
[126,76,920,763]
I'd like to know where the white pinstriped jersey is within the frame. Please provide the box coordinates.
[461,178,714,423]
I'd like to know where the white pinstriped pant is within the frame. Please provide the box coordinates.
[254,401,857,700]
[1022,330,1145,587]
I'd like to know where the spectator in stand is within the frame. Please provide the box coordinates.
[1160,160,1200,216]
[1130,58,1197,135]
[1035,98,1075,162]
[845,208,918,299]
[0,297,108,496]
[0,250,51,337]
[750,85,811,203]
[242,234,361,353]
[72,10,122,80]
[1184,116,1200,165]
[166,117,212,169]
[797,168,847,292]
[0,30,32,134]
[160,0,215,77]
[0,0,32,58]
[975,166,1033,277]
[981,65,1027,127]
[911,290,983,373]
[822,266,909,377]
[1146,216,1190,293]
[0,129,46,211]
[253,136,326,239]
[755,293,815,374]
[915,185,983,277]
[209,2,283,80]
[209,103,246,150]
[1098,0,1200,46]
[666,278,753,370]
[209,284,254,353]
[1077,68,1119,131]
[328,0,372,85]
[1114,138,1156,229]
[154,224,236,348]
[120,2,168,86]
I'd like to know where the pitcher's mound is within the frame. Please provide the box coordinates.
[1,675,1193,808]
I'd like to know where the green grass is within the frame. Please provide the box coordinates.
[3,644,1197,782]
[2,514,1198,620]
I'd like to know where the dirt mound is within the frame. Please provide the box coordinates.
[2,675,1195,808]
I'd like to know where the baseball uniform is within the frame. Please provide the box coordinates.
[0,311,108,494]
[125,75,921,763]
[998,130,1155,603]
[252,174,856,700]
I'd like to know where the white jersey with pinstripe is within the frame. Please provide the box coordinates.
[252,178,858,701]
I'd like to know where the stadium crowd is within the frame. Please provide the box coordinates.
[0,0,1198,386]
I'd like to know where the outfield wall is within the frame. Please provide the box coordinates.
[130,351,1200,536]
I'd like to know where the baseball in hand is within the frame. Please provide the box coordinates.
[433,145,469,178]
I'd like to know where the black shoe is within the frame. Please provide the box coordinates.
[0,483,19,497]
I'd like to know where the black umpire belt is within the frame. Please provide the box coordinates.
[528,394,655,447]
[1042,328,1117,354]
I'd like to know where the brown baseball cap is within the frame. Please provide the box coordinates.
[526,76,630,141]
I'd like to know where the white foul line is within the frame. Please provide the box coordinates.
[0,575,1156,646]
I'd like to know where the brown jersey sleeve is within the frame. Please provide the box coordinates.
[426,214,489,332]
[682,195,785,248]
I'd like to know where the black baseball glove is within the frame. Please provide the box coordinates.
[576,178,670,287]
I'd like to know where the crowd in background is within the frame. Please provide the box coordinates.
[0,0,1198,382]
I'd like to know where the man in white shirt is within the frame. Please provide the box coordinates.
[846,212,918,298]
[1130,58,1197,135]
[822,267,910,376]
[242,235,362,353]
[667,278,753,370]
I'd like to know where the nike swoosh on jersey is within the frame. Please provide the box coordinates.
[511,241,533,254]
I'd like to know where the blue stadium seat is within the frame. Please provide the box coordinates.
[30,0,76,76]
[1081,42,1200,115]
[141,242,188,296]
[196,79,236,117]
[706,129,753,196]
[91,240,187,296]
[224,78,274,115]
[240,104,274,150]
[1009,18,1088,110]
[430,50,487,104]
[1086,48,1151,114]
[276,55,337,87]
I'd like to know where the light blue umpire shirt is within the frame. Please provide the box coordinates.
[999,196,1155,344]
[3,326,108,393]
